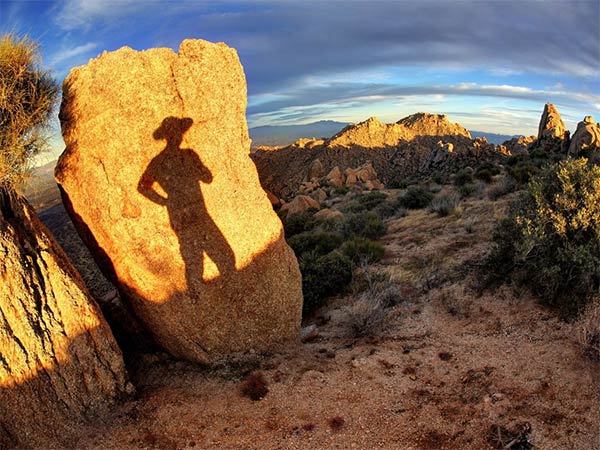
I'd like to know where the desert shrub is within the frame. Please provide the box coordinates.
[343,294,387,338]
[475,168,493,183]
[342,191,387,213]
[488,175,517,200]
[340,236,385,264]
[343,273,401,336]
[487,158,600,317]
[428,183,442,193]
[432,172,445,185]
[342,211,386,239]
[529,147,552,160]
[288,231,343,257]
[359,190,387,207]
[577,299,600,360]
[332,185,350,196]
[506,154,526,167]
[458,183,478,197]
[373,200,398,219]
[283,209,318,237]
[453,168,474,186]
[300,251,354,313]
[342,200,365,214]
[377,284,403,308]
[509,163,539,184]
[428,193,461,217]
[388,177,408,189]
[0,34,59,190]
[395,186,434,209]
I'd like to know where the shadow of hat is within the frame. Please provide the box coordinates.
[153,117,194,140]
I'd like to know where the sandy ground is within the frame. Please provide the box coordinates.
[67,189,600,450]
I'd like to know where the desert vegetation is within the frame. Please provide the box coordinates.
[487,158,600,316]
[0,34,58,190]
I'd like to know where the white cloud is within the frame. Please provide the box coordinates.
[53,0,149,31]
[49,42,98,66]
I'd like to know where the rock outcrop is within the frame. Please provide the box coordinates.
[538,103,566,140]
[568,116,600,156]
[500,135,536,155]
[397,112,471,139]
[327,117,413,149]
[56,39,302,365]
[281,195,320,217]
[252,112,496,199]
[0,190,128,449]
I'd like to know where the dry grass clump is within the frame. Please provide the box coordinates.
[0,34,58,190]
[488,175,517,200]
[343,267,402,337]
[577,299,600,361]
[343,294,387,338]
[428,193,461,217]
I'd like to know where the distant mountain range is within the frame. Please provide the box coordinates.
[249,121,349,147]
[249,120,518,147]
[469,130,520,145]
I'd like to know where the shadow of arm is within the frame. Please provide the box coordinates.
[137,172,167,206]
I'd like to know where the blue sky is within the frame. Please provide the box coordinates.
[1,0,599,161]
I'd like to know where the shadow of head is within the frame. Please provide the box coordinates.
[153,117,193,144]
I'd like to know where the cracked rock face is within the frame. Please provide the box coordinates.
[0,190,127,449]
[55,39,302,364]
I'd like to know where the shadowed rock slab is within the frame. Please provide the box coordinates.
[0,190,128,449]
[56,39,302,364]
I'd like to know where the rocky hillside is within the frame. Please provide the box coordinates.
[252,113,501,199]
[252,105,600,200]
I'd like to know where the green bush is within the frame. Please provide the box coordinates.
[395,186,434,209]
[453,169,474,186]
[342,191,387,213]
[288,231,343,257]
[283,209,319,237]
[487,158,600,317]
[300,251,354,313]
[458,183,478,197]
[332,185,350,196]
[373,200,398,219]
[428,193,461,217]
[387,177,408,189]
[509,163,540,184]
[0,34,59,190]
[341,236,385,264]
[475,168,493,183]
[342,211,387,239]
[507,154,526,167]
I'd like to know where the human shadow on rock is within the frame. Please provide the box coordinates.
[138,117,235,291]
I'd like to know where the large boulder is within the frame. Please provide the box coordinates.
[325,166,344,187]
[568,116,600,156]
[56,39,302,365]
[281,195,320,217]
[0,190,128,449]
[538,103,566,140]
[500,135,536,155]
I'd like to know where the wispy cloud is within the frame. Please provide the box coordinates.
[52,0,149,31]
[49,42,98,66]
